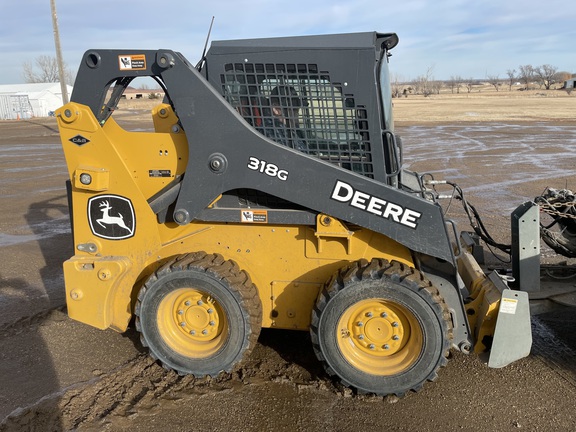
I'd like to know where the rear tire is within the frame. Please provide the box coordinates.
[135,252,262,377]
[311,258,452,396]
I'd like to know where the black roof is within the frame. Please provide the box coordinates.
[209,31,399,53]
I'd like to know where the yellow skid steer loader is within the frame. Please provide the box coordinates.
[55,32,531,396]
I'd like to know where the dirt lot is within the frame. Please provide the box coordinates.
[1,90,576,431]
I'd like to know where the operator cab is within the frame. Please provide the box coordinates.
[203,32,402,185]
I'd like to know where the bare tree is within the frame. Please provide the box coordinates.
[412,66,436,97]
[555,71,572,84]
[448,75,462,94]
[465,78,475,93]
[506,69,516,91]
[22,55,73,85]
[390,73,404,98]
[486,74,500,91]
[430,80,443,95]
[517,65,535,90]
[534,64,559,90]
[554,71,573,93]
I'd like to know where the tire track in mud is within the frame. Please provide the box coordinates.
[0,310,168,431]
[2,309,575,431]
[0,319,337,431]
[530,315,576,389]
[0,351,334,431]
[0,343,213,432]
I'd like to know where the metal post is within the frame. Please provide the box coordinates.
[511,201,540,292]
[50,0,69,105]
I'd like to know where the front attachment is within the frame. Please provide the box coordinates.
[458,248,532,368]
[488,285,532,368]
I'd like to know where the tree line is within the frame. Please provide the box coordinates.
[392,64,574,97]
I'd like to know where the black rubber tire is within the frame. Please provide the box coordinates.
[135,252,262,377]
[310,258,452,397]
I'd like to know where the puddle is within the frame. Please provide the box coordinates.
[398,123,576,212]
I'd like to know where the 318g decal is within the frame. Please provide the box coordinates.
[247,156,288,181]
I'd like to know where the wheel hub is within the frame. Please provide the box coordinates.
[336,298,422,375]
[174,295,220,341]
[157,288,227,358]
[347,303,406,355]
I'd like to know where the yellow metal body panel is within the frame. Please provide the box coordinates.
[457,249,501,353]
[270,281,322,329]
[56,103,414,333]
[64,256,132,330]
[157,223,413,330]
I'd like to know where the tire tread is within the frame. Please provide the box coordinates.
[310,258,453,397]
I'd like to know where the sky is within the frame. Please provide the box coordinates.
[1,0,574,85]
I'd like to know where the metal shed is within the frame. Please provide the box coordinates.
[0,94,32,120]
[0,83,72,118]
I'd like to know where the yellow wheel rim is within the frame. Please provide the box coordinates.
[157,288,228,358]
[336,298,423,375]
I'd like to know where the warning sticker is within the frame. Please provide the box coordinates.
[240,210,268,223]
[500,298,518,315]
[118,54,146,70]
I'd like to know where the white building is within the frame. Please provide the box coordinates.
[0,94,31,120]
[0,83,72,119]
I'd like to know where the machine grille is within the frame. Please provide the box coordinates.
[220,63,374,178]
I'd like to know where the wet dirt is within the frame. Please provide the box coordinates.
[1,118,576,431]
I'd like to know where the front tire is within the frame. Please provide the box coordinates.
[311,259,452,396]
[135,252,262,377]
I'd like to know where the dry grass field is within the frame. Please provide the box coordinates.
[393,86,574,124]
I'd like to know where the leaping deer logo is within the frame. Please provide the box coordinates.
[97,200,133,235]
[88,195,135,240]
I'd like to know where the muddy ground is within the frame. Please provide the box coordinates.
[1,116,576,431]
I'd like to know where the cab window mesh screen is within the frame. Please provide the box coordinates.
[221,63,373,178]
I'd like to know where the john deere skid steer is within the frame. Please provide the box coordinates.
[55,32,531,396]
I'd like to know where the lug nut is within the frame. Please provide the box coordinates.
[366,312,373,317]
[369,344,375,350]
[381,312,388,318]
